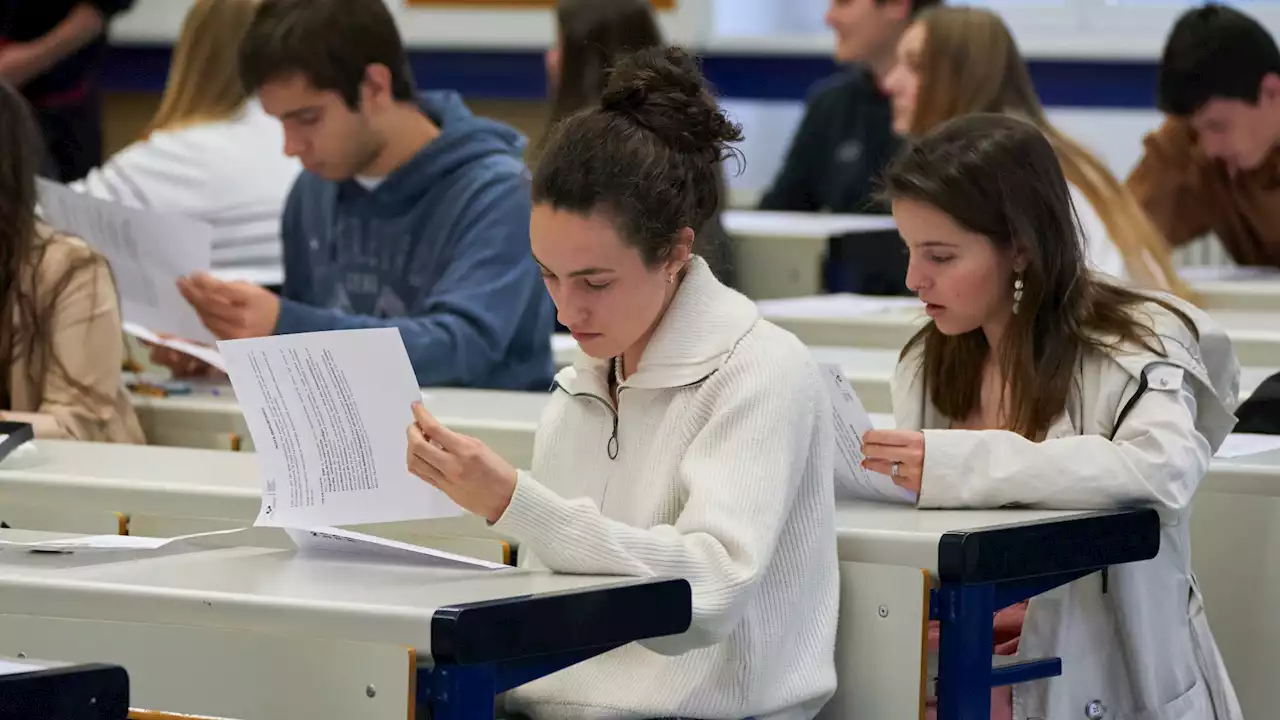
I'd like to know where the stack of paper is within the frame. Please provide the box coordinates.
[2,328,503,571]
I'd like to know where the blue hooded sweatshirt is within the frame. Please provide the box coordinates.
[273,91,555,391]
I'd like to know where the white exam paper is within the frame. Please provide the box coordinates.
[35,179,215,344]
[123,321,226,372]
[285,527,506,570]
[4,528,246,553]
[821,364,917,504]
[1215,433,1280,459]
[0,660,42,676]
[218,328,463,527]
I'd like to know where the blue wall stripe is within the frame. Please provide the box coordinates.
[102,44,1160,109]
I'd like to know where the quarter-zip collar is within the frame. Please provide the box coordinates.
[554,256,760,398]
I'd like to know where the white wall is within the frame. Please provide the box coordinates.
[112,0,1280,59]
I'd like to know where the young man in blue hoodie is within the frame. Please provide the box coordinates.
[161,0,556,391]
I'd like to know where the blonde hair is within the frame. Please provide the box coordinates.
[907,6,1195,300]
[144,0,264,137]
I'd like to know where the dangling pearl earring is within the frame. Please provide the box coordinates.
[667,274,675,284]
[1012,273,1025,315]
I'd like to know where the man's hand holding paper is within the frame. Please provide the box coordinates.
[178,272,280,340]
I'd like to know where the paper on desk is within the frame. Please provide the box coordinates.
[821,364,918,505]
[1215,433,1280,459]
[124,321,226,372]
[757,294,924,320]
[35,179,215,344]
[2,528,247,553]
[0,660,42,676]
[285,527,506,570]
[218,327,464,528]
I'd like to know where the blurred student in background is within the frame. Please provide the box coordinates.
[882,6,1193,298]
[1127,3,1280,270]
[0,81,143,443]
[72,0,301,284]
[759,0,942,295]
[545,0,737,288]
[150,0,556,392]
[0,0,134,182]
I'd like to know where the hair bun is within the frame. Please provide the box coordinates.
[601,46,743,161]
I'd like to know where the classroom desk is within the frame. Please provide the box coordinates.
[721,210,899,300]
[0,505,1156,720]
[1186,445,1280,720]
[826,504,1159,720]
[1182,266,1280,312]
[759,296,1280,367]
[0,441,505,562]
[1209,310,1280,367]
[1,437,1270,719]
[0,529,691,720]
[131,385,547,462]
[758,295,929,348]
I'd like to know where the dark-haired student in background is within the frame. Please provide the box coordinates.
[150,0,556,392]
[758,0,941,295]
[407,46,837,720]
[1127,3,1280,270]
[544,0,738,288]
[0,0,134,182]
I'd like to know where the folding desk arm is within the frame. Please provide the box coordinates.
[419,644,626,720]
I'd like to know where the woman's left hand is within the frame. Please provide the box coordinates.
[862,429,926,494]
[406,402,517,523]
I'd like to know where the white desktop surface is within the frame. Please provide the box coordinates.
[810,346,900,378]
[1210,310,1280,333]
[835,503,1097,575]
[0,531,648,652]
[1204,448,1280,496]
[722,210,898,238]
[0,441,261,518]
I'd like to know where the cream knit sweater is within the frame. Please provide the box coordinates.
[492,257,839,720]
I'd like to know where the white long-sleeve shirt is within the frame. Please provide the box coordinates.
[492,257,839,720]
[72,100,300,278]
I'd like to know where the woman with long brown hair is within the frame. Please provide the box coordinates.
[544,0,737,288]
[881,6,1194,299]
[72,0,299,280]
[863,113,1242,719]
[0,80,143,442]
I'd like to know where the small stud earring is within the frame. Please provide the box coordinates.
[667,274,675,284]
[1012,273,1025,315]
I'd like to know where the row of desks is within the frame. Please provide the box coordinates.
[752,296,1280,367]
[0,501,1161,720]
[726,210,1280,311]
[82,382,1280,720]
[132,372,1278,458]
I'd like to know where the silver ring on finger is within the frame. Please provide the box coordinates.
[891,461,901,478]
